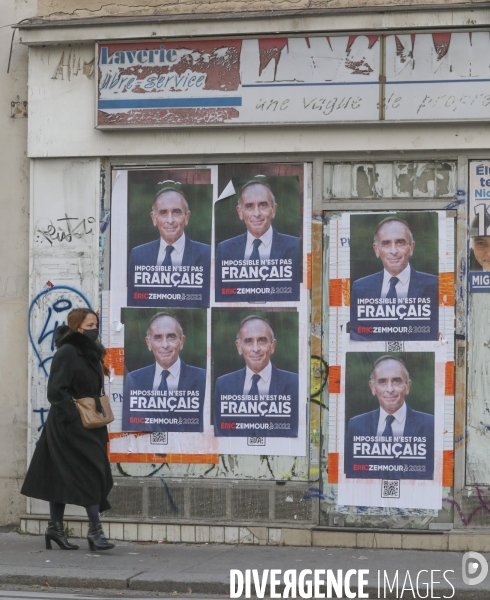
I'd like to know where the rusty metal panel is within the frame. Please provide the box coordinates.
[385,32,490,121]
[328,161,456,200]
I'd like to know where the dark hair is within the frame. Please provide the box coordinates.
[470,213,490,237]
[147,312,183,337]
[370,355,410,382]
[66,308,110,376]
[67,308,99,332]
[236,315,275,342]
[374,217,413,244]
[152,187,189,212]
[238,180,275,206]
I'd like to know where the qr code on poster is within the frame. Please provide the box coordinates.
[386,341,403,352]
[382,479,400,498]
[150,432,168,445]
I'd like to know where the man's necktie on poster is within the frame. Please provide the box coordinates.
[250,239,262,262]
[159,370,170,393]
[162,245,175,267]
[386,276,399,299]
[248,373,261,397]
[382,414,395,438]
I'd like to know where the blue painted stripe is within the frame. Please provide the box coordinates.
[98,97,242,109]
[242,81,378,88]
[386,78,490,85]
[242,78,490,88]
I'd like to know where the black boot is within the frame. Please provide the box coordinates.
[87,522,115,551]
[45,521,79,550]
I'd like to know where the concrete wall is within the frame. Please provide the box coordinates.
[17,6,490,530]
[0,0,37,524]
[36,0,490,19]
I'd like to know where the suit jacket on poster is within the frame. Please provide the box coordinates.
[127,237,211,306]
[215,228,299,264]
[350,266,438,340]
[123,360,206,400]
[344,404,434,479]
[214,364,299,436]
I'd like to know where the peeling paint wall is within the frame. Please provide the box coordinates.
[324,162,457,200]
[0,0,37,524]
[466,293,490,486]
[37,0,490,20]
[28,158,101,517]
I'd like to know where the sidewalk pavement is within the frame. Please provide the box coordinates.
[0,530,489,598]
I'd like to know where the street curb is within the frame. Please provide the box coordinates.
[0,575,488,599]
[0,575,127,590]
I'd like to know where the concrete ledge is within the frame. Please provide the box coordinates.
[19,516,490,550]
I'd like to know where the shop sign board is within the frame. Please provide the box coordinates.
[97,33,490,128]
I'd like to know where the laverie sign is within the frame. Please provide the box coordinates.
[96,37,380,128]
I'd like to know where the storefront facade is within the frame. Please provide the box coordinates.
[18,5,490,539]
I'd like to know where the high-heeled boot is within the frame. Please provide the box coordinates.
[87,522,115,551]
[45,521,79,550]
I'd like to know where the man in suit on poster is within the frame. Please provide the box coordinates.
[350,217,438,340]
[214,316,298,436]
[124,312,206,399]
[127,187,210,306]
[344,355,434,479]
[216,180,300,265]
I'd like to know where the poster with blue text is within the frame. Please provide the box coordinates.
[349,212,439,341]
[214,174,302,303]
[469,161,490,292]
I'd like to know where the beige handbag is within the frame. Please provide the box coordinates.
[74,394,114,429]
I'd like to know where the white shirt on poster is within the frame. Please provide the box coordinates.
[243,362,272,396]
[152,358,181,392]
[156,233,185,267]
[380,264,411,299]
[376,402,407,438]
[243,226,273,261]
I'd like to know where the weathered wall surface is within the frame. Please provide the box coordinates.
[0,0,37,524]
[36,0,490,19]
[466,293,490,486]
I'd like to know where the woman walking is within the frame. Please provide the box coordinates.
[21,308,114,551]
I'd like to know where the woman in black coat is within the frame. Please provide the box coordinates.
[21,308,114,551]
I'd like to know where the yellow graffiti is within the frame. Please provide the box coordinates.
[310,355,328,397]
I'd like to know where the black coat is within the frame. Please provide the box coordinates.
[21,326,113,511]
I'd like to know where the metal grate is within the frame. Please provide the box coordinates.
[104,485,144,517]
[189,486,227,519]
[148,484,185,518]
[231,488,270,521]
[275,490,313,522]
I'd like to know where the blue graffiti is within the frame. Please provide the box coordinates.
[28,286,91,377]
[100,210,111,234]
[302,487,326,501]
[33,407,50,432]
[444,198,465,209]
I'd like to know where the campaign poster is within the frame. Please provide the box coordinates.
[126,171,212,308]
[214,175,301,303]
[121,307,207,433]
[344,352,435,482]
[350,212,439,341]
[212,308,299,437]
[469,161,490,292]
